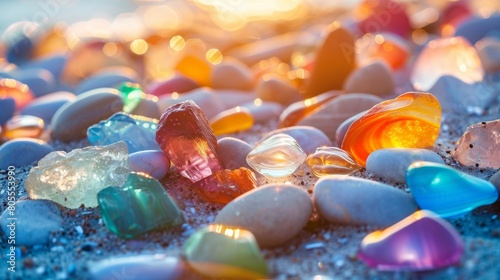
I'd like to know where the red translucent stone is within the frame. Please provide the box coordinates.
[192,167,257,204]
[156,100,224,183]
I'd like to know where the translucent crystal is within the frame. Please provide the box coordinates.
[98,172,184,239]
[156,100,224,183]
[87,112,159,153]
[359,210,464,271]
[183,224,268,279]
[341,92,442,166]
[454,120,500,168]
[406,161,498,218]
[209,106,254,136]
[119,82,146,113]
[306,147,361,177]
[279,91,342,127]
[192,167,257,204]
[246,134,306,178]
[26,141,130,209]
[411,37,483,91]
[3,115,44,140]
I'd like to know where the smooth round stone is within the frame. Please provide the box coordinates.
[214,184,313,248]
[454,120,500,168]
[0,78,35,110]
[5,35,33,65]
[0,97,15,125]
[10,68,56,97]
[146,74,200,96]
[476,37,500,73]
[19,91,77,123]
[211,59,253,91]
[455,14,500,44]
[490,170,500,192]
[0,200,62,246]
[130,97,161,119]
[3,115,45,140]
[297,94,383,142]
[313,176,418,227]
[50,88,124,141]
[157,87,225,119]
[0,138,54,169]
[214,90,257,110]
[20,54,67,81]
[128,150,170,180]
[256,75,302,106]
[241,100,283,123]
[217,137,253,170]
[344,61,394,97]
[74,68,138,95]
[335,110,367,146]
[366,148,444,183]
[88,255,200,280]
[259,126,332,155]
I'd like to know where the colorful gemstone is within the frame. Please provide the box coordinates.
[359,210,464,271]
[25,141,130,209]
[246,134,306,178]
[183,224,268,279]
[156,100,224,183]
[358,33,410,70]
[97,172,184,239]
[87,112,159,153]
[306,147,361,177]
[411,37,483,91]
[192,167,257,204]
[175,53,212,87]
[341,92,442,166]
[209,106,254,136]
[0,78,34,110]
[119,82,146,113]
[406,161,498,218]
[279,91,342,128]
[3,115,44,140]
[454,120,500,169]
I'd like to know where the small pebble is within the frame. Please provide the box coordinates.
[0,138,54,169]
[344,60,394,96]
[211,58,253,90]
[256,75,302,106]
[128,150,170,180]
[217,137,252,170]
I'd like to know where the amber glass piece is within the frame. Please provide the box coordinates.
[279,91,342,127]
[3,115,44,140]
[175,54,212,87]
[210,107,254,135]
[192,167,257,204]
[0,79,34,110]
[341,92,441,166]
[362,33,410,70]
[306,147,361,176]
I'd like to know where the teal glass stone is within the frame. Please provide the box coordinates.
[406,161,498,218]
[183,225,268,279]
[97,172,184,239]
[119,82,145,113]
[87,112,159,153]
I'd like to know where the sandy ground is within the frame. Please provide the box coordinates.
[1,101,500,279]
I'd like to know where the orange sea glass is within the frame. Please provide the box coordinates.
[210,107,254,136]
[360,33,410,70]
[3,115,44,140]
[0,79,34,110]
[341,92,441,166]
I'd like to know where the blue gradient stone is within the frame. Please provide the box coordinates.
[407,161,498,218]
[87,112,160,153]
[0,98,16,125]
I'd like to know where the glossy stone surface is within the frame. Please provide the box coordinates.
[215,184,313,248]
[0,138,54,169]
[306,25,356,98]
[26,141,130,209]
[240,100,283,123]
[211,59,253,91]
[454,14,500,44]
[183,225,268,279]
[359,210,464,271]
[454,120,500,169]
[50,88,124,141]
[11,68,56,97]
[146,73,200,96]
[75,68,138,95]
[128,150,170,180]
[98,173,183,239]
[407,161,498,218]
[157,87,225,119]
[246,134,306,178]
[259,126,332,155]
[411,37,483,91]
[209,107,254,135]
[279,91,342,128]
[0,78,34,110]
[256,75,302,106]
[306,147,361,177]
[87,112,159,153]
[341,92,442,166]
[3,115,44,140]
[344,60,394,97]
[175,53,212,87]
[19,91,76,123]
[192,167,257,204]
[156,100,224,183]
[0,97,15,125]
[217,138,253,170]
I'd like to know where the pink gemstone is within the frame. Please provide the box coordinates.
[358,210,463,271]
[146,73,200,97]
[156,100,224,183]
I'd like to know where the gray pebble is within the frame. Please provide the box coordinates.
[128,150,170,180]
[0,138,54,169]
[313,175,418,227]
[490,170,500,192]
[366,148,444,183]
[217,137,252,170]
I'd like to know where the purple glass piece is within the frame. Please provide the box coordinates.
[358,210,463,271]
[156,100,224,183]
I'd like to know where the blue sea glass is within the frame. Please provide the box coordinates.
[406,161,498,218]
[87,112,160,153]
